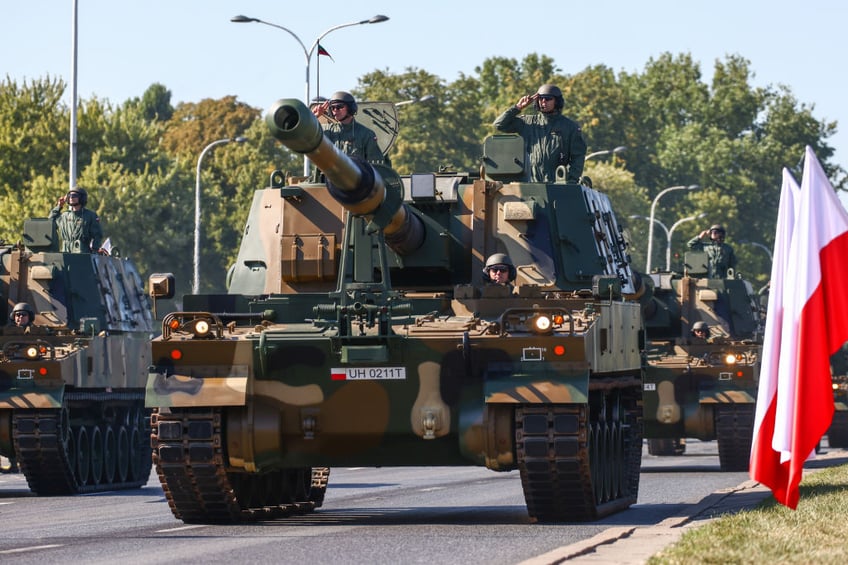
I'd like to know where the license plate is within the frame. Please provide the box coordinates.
[331,367,407,381]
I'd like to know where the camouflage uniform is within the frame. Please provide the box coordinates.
[493,106,586,183]
[48,206,103,253]
[323,120,390,166]
[686,235,737,278]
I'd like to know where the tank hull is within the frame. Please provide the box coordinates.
[148,296,643,522]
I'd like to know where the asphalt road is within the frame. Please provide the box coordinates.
[1,440,838,565]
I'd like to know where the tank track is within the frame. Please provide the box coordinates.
[11,392,151,494]
[516,390,642,522]
[152,407,330,524]
[715,403,755,471]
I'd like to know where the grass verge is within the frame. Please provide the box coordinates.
[648,463,848,564]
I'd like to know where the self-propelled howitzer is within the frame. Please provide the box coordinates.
[0,219,154,492]
[147,98,645,524]
[641,253,763,470]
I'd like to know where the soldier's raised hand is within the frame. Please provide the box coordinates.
[516,94,535,110]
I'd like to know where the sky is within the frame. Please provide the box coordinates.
[3,1,848,204]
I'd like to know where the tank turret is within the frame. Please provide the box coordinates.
[266,99,425,255]
[147,98,645,524]
[0,218,156,492]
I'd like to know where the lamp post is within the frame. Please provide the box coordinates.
[646,184,700,273]
[194,137,248,294]
[585,145,627,162]
[631,214,668,271]
[740,240,774,261]
[667,213,706,271]
[70,0,79,191]
[231,14,389,177]
[394,95,435,108]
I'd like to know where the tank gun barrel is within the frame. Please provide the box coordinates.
[265,99,424,254]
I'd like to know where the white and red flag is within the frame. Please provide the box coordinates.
[749,146,848,508]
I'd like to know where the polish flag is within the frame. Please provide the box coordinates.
[749,167,799,500]
[749,146,848,508]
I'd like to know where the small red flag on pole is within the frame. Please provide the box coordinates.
[317,44,334,61]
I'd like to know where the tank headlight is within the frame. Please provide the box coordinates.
[192,319,211,337]
[24,345,41,360]
[529,314,553,335]
[725,353,738,365]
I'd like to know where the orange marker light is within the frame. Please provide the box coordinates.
[168,318,181,330]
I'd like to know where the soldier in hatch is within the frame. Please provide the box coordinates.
[9,302,35,328]
[48,187,105,254]
[311,91,389,166]
[493,84,587,184]
[691,321,713,343]
[482,253,517,288]
[687,224,737,279]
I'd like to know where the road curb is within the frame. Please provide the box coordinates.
[519,449,845,564]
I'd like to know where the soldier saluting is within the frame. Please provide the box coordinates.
[687,224,737,278]
[48,187,105,254]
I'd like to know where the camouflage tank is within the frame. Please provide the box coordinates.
[0,218,155,491]
[146,99,645,524]
[641,251,763,470]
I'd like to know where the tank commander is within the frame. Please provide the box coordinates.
[311,91,389,166]
[9,302,35,328]
[48,187,106,254]
[687,224,737,278]
[691,320,712,342]
[493,84,587,184]
[482,253,517,288]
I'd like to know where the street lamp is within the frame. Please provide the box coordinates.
[395,95,435,107]
[231,14,390,177]
[70,0,79,190]
[667,213,706,271]
[631,214,668,270]
[194,137,248,294]
[740,240,774,262]
[585,146,627,162]
[646,184,700,273]
[632,212,705,271]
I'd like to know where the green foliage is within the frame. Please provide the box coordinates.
[0,76,68,206]
[129,82,175,122]
[357,68,485,173]
[648,463,848,564]
[1,51,843,296]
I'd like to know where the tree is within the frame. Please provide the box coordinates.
[2,51,843,295]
